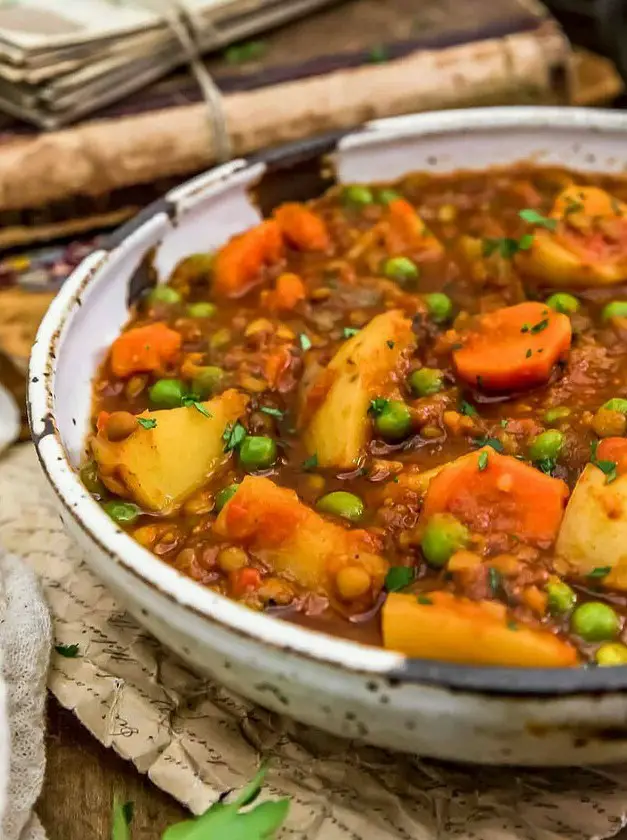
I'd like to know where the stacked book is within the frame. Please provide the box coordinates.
[0,0,340,128]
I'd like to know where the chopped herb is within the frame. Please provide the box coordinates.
[500,419,509,428]
[417,594,433,605]
[385,566,414,592]
[488,567,502,595]
[459,400,478,417]
[525,348,532,358]
[223,421,247,452]
[224,40,266,64]
[343,327,360,338]
[590,441,618,483]
[392,475,399,483]
[386,340,396,349]
[519,208,558,231]
[612,197,624,217]
[55,643,79,658]
[478,451,489,471]
[535,457,556,475]
[111,798,133,840]
[368,44,389,63]
[137,417,157,430]
[260,406,284,418]
[474,436,504,453]
[182,395,212,417]
[485,235,534,258]
[564,197,584,216]
[507,620,518,631]
[369,397,389,416]
[521,323,531,333]
[451,341,463,351]
[587,566,612,579]
[519,233,534,250]
[530,318,549,335]
[302,453,318,471]
[299,332,312,352]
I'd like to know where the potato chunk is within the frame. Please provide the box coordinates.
[556,463,627,590]
[302,310,415,468]
[214,475,388,605]
[92,389,248,512]
[519,186,627,287]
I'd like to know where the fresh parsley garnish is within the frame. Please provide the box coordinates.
[611,197,624,217]
[368,44,389,63]
[260,406,283,418]
[590,441,618,483]
[587,566,612,579]
[478,451,489,471]
[482,235,533,259]
[564,197,584,216]
[386,340,395,349]
[182,395,212,417]
[111,798,133,840]
[417,594,433,605]
[519,208,557,231]
[530,318,549,335]
[299,333,312,352]
[535,457,557,475]
[224,40,266,64]
[500,419,509,428]
[302,453,318,471]
[343,327,360,339]
[137,417,157,430]
[369,397,389,416]
[525,349,532,358]
[385,566,414,592]
[459,400,478,417]
[223,421,247,452]
[55,643,80,658]
[507,620,518,631]
[487,567,502,595]
[473,436,504,453]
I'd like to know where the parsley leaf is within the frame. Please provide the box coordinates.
[459,400,478,417]
[478,451,489,471]
[587,566,612,579]
[137,417,157,430]
[111,798,133,840]
[417,594,433,605]
[564,197,584,216]
[530,318,549,335]
[224,40,266,64]
[55,643,80,658]
[525,349,532,359]
[385,566,414,592]
[507,620,518,631]
[369,397,389,416]
[343,327,360,339]
[299,333,312,352]
[473,436,504,453]
[302,453,318,471]
[535,457,556,475]
[487,567,502,595]
[590,441,618,483]
[519,208,558,231]
[260,406,283,418]
[223,421,247,452]
[182,395,212,417]
[483,235,534,259]
[612,197,624,217]
[386,340,395,349]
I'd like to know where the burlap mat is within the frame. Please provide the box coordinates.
[3,443,627,839]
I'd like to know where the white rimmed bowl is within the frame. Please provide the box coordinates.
[29,107,627,765]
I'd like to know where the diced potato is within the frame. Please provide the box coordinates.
[302,310,415,468]
[214,475,388,604]
[92,389,248,512]
[382,592,578,666]
[556,463,627,589]
[519,186,627,287]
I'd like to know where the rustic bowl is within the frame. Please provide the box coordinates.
[29,107,627,765]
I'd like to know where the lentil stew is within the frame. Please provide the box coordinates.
[85,164,627,668]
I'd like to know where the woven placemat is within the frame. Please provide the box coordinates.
[2,443,627,840]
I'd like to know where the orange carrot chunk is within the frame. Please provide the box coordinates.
[269,272,306,311]
[597,437,627,477]
[274,203,331,252]
[385,198,444,259]
[382,592,578,666]
[213,220,284,298]
[110,322,182,379]
[453,301,572,391]
[422,449,569,546]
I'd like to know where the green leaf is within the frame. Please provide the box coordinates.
[590,443,618,484]
[224,41,266,64]
[55,643,80,658]
[302,453,318,471]
[587,566,612,579]
[487,567,502,595]
[507,620,518,631]
[473,436,504,453]
[368,44,389,63]
[529,318,549,335]
[519,209,557,231]
[564,197,584,216]
[386,340,395,349]
[459,400,478,417]
[182,396,212,417]
[368,397,389,417]
[482,235,534,260]
[223,421,248,452]
[417,594,432,605]
[343,327,360,338]
[137,417,157,430]
[385,566,414,592]
[111,798,133,840]
[299,333,312,352]
[535,457,556,475]
[477,451,489,471]
[260,407,283,418]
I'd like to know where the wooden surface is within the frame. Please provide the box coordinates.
[39,696,187,839]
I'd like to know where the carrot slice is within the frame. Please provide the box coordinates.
[382,592,578,666]
[385,198,443,259]
[597,437,627,477]
[96,411,110,433]
[453,301,571,391]
[422,449,569,546]
[274,203,331,252]
[110,322,181,378]
[268,272,306,312]
[213,220,284,298]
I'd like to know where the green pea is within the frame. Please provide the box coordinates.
[543,406,571,425]
[147,285,181,305]
[425,292,453,324]
[102,500,141,525]
[528,429,564,462]
[377,188,402,204]
[602,301,627,321]
[239,436,277,471]
[215,483,239,513]
[595,642,627,666]
[408,368,443,397]
[546,580,576,615]
[603,398,627,414]
[80,461,106,497]
[382,256,419,285]
[374,400,412,442]
[571,601,621,642]
[187,301,217,318]
[545,292,579,315]
[316,491,364,523]
[421,513,469,568]
[343,185,374,207]
[192,366,224,398]
[148,378,186,409]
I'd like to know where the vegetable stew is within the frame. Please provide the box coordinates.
[85,164,627,668]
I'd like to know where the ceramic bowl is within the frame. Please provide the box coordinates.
[29,107,627,765]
